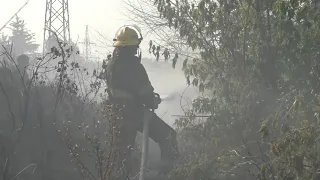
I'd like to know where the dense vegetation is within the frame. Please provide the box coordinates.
[0,16,116,180]
[126,0,320,179]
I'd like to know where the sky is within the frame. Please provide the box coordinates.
[0,0,198,126]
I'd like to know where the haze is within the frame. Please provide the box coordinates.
[0,0,197,126]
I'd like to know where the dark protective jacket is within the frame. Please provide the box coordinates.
[106,53,155,107]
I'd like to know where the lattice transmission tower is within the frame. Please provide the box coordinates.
[84,25,90,61]
[43,0,71,53]
[80,25,96,61]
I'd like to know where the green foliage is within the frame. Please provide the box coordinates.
[257,95,320,180]
[144,0,320,179]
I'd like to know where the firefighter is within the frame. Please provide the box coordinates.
[16,54,30,82]
[0,54,30,88]
[163,48,170,62]
[105,25,179,179]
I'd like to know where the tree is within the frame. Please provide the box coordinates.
[0,33,12,67]
[9,16,39,55]
[0,33,10,48]
[125,0,320,179]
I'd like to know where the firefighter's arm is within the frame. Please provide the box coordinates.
[130,63,157,108]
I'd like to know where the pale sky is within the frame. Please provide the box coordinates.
[0,0,153,59]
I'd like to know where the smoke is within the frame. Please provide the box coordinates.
[139,58,198,168]
[160,92,177,102]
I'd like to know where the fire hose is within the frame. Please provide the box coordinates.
[139,93,161,180]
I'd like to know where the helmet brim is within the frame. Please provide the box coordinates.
[113,39,140,47]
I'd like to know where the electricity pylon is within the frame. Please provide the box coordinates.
[80,25,96,61]
[43,0,71,53]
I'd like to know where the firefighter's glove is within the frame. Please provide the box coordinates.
[153,93,161,109]
[144,93,161,110]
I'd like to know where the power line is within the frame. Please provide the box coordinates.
[88,25,113,45]
[0,0,30,32]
